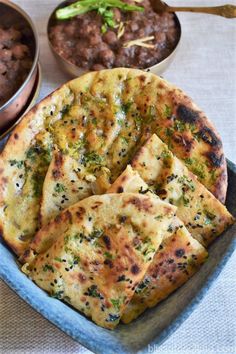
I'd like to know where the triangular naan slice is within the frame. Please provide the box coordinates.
[131,134,234,247]
[122,223,208,323]
[40,149,111,226]
[40,150,91,226]
[106,166,208,323]
[22,193,176,329]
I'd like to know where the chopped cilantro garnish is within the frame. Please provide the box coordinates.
[81,151,104,166]
[32,173,45,198]
[178,175,195,192]
[51,290,64,299]
[54,183,66,193]
[121,136,129,144]
[121,101,133,114]
[9,160,24,169]
[43,264,54,272]
[154,215,163,221]
[86,285,103,298]
[163,104,172,118]
[110,298,122,311]
[60,104,70,116]
[184,158,206,180]
[134,115,143,129]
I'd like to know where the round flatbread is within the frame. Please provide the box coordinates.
[0,68,227,256]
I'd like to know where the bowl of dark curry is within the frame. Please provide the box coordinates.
[47,0,181,77]
[0,0,39,131]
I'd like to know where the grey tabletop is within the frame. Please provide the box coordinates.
[0,1,236,353]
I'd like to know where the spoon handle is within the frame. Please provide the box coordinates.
[168,4,236,18]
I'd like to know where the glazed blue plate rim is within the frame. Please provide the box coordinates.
[0,159,235,354]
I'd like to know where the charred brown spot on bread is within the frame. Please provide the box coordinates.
[52,169,61,179]
[75,207,85,219]
[127,196,152,212]
[22,248,30,258]
[64,210,72,223]
[0,168,3,174]
[131,146,145,167]
[173,134,194,153]
[131,264,140,275]
[158,189,167,199]
[117,186,124,193]
[2,177,8,184]
[55,152,63,168]
[138,75,146,83]
[91,201,103,209]
[54,214,62,224]
[78,273,87,283]
[121,174,128,182]
[177,104,199,124]
[14,133,19,140]
[198,127,222,147]
[206,152,223,167]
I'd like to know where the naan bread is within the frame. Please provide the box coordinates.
[122,223,208,323]
[131,134,234,246]
[22,193,176,329]
[40,149,111,226]
[0,68,227,255]
[106,165,207,323]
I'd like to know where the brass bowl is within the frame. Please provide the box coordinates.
[0,0,39,130]
[47,1,181,77]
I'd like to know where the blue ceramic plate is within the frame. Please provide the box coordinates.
[0,160,235,354]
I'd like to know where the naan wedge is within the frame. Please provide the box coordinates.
[0,68,227,256]
[106,165,208,323]
[40,149,91,226]
[122,223,208,323]
[131,134,234,247]
[40,149,111,226]
[22,193,176,329]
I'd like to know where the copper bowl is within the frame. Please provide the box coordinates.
[47,1,181,77]
[0,0,39,131]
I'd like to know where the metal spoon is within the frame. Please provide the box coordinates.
[150,0,236,18]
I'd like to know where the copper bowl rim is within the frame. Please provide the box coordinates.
[47,0,182,76]
[0,0,39,112]
[0,63,42,140]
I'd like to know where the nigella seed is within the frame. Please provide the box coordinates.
[117,275,125,282]
[65,268,70,271]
